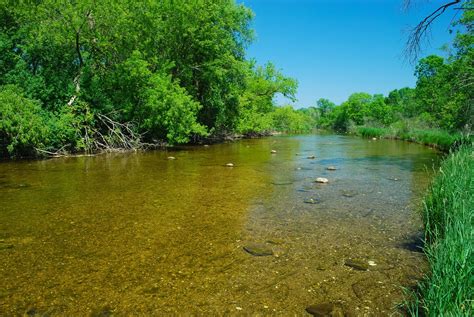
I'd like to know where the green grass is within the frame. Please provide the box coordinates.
[354,124,469,152]
[405,144,473,316]
[356,126,387,138]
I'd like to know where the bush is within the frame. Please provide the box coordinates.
[0,85,51,156]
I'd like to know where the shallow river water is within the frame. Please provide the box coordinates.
[0,135,440,316]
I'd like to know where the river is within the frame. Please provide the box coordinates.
[0,134,440,315]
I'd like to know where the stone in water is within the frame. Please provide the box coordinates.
[243,243,273,256]
[344,259,369,271]
[315,177,329,184]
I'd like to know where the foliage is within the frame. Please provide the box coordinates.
[236,62,298,135]
[315,4,472,136]
[271,106,314,133]
[0,0,300,157]
[0,85,50,156]
[406,145,473,316]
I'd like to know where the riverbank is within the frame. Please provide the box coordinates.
[406,144,473,316]
[352,126,469,152]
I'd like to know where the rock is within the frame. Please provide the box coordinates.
[387,177,400,181]
[167,156,176,160]
[341,190,357,198]
[304,198,320,204]
[315,177,329,184]
[344,259,369,271]
[307,155,316,159]
[305,303,344,317]
[243,243,273,256]
[326,166,337,171]
[271,149,277,154]
[225,163,234,167]
[203,144,209,147]
[372,137,377,140]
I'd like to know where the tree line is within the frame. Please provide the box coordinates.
[312,2,472,135]
[0,0,313,157]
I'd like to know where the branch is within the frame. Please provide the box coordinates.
[405,0,461,63]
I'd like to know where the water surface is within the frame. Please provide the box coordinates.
[0,135,440,315]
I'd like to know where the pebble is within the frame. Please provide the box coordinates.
[315,177,329,184]
[304,198,320,204]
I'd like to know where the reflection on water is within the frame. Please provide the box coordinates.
[0,135,439,315]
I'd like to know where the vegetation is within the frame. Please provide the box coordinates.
[0,0,318,157]
[354,125,467,151]
[405,144,473,316]
[312,1,472,150]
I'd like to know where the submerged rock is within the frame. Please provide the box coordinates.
[341,190,357,198]
[305,303,344,317]
[225,163,234,167]
[315,177,329,184]
[304,198,320,204]
[272,181,293,185]
[344,259,369,271]
[90,306,115,317]
[243,243,273,256]
[326,166,337,171]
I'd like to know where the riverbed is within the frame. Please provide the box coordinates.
[0,135,440,315]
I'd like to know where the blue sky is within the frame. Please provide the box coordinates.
[240,0,460,107]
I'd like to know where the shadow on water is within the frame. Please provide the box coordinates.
[398,231,426,253]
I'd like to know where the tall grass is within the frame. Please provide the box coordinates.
[406,144,473,316]
[354,124,468,152]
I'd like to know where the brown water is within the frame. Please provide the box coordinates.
[0,135,440,316]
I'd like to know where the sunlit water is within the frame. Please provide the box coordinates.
[0,135,440,316]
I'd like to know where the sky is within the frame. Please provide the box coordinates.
[240,0,460,107]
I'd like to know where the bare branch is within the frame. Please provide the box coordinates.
[405,0,462,63]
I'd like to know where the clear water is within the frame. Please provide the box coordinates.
[0,135,440,315]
